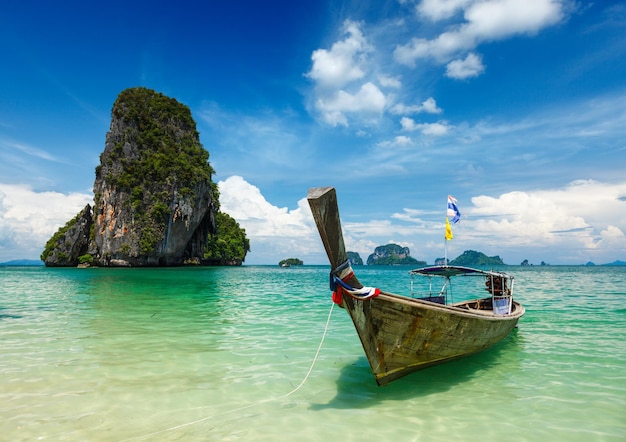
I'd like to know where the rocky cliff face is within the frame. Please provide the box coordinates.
[90,87,217,266]
[44,87,218,267]
[91,181,215,266]
[42,204,93,266]
[366,243,423,265]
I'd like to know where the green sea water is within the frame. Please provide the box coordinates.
[1,265,625,441]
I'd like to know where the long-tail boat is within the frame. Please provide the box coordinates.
[307,187,525,386]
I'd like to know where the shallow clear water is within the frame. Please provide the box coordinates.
[1,265,625,441]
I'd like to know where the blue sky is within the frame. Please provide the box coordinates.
[1,0,625,265]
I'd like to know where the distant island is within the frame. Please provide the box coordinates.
[449,250,505,266]
[367,244,426,266]
[362,247,506,267]
[521,259,550,266]
[279,258,303,267]
[435,251,504,266]
[585,260,626,266]
[605,260,626,266]
[0,259,44,266]
[347,251,363,265]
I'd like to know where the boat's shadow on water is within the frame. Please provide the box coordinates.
[310,329,524,410]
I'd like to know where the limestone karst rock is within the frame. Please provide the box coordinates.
[91,87,218,266]
[366,244,424,266]
[41,204,93,267]
[43,87,219,266]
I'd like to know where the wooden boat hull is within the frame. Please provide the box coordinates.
[342,292,522,385]
[307,186,524,386]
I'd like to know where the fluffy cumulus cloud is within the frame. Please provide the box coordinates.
[417,0,474,21]
[0,184,93,262]
[390,97,443,115]
[377,135,413,148]
[305,20,447,128]
[315,82,386,126]
[401,117,452,136]
[307,20,389,127]
[307,20,371,90]
[395,0,566,66]
[462,180,626,263]
[446,52,485,79]
[217,176,626,266]
[218,176,323,264]
[377,75,402,89]
[336,180,626,265]
[305,1,569,144]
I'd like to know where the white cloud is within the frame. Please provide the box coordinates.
[391,97,443,115]
[420,97,443,114]
[217,176,322,264]
[307,19,371,90]
[421,122,452,136]
[315,82,387,126]
[417,0,473,21]
[401,117,452,135]
[395,0,566,66]
[394,34,469,66]
[307,20,392,127]
[400,117,416,131]
[463,180,626,263]
[307,1,568,127]
[335,179,626,266]
[0,184,93,261]
[465,0,565,39]
[378,74,402,89]
[5,176,622,266]
[377,135,413,148]
[446,52,485,79]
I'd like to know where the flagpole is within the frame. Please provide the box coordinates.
[444,225,448,265]
[444,194,448,265]
[444,196,447,265]
[444,195,460,266]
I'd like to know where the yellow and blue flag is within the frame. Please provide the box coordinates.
[447,195,461,223]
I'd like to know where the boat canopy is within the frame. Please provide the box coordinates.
[409,265,510,279]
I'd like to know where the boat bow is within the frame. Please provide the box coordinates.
[307,186,524,386]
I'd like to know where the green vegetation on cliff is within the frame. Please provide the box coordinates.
[40,205,92,265]
[449,250,505,266]
[367,244,426,266]
[41,214,80,262]
[43,87,249,267]
[369,255,424,265]
[347,251,363,265]
[95,87,220,256]
[99,87,215,197]
[204,212,250,263]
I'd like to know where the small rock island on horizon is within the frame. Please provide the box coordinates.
[349,246,506,266]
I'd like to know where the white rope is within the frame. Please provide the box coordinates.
[342,285,380,298]
[126,302,335,440]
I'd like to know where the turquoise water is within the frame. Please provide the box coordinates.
[1,265,625,441]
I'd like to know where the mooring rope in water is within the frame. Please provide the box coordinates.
[127,302,335,441]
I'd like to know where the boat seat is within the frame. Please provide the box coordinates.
[419,295,446,305]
